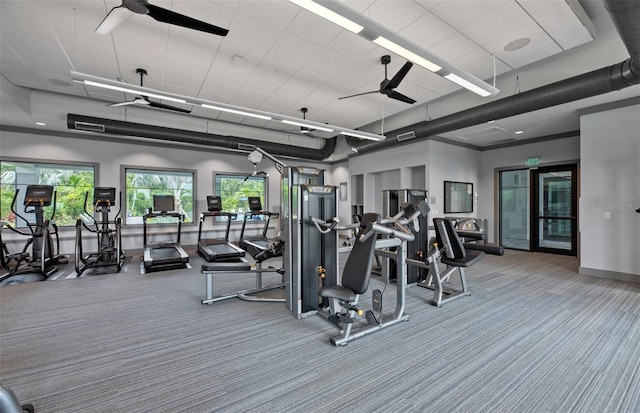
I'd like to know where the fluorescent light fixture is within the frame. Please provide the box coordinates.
[70,70,384,141]
[340,131,380,141]
[202,104,272,120]
[281,119,333,132]
[289,0,363,33]
[443,73,493,97]
[35,122,46,126]
[373,36,441,72]
[515,130,524,134]
[288,0,499,97]
[82,80,187,104]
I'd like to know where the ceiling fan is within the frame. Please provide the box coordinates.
[339,55,416,104]
[297,107,323,138]
[108,68,192,114]
[96,0,229,37]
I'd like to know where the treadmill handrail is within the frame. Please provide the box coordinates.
[143,211,185,246]
[199,210,238,242]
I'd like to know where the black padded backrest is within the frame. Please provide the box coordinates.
[433,218,466,259]
[341,222,379,294]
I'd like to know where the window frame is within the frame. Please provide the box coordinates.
[212,172,269,223]
[1,156,98,228]
[121,165,197,227]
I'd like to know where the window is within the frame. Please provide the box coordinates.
[124,167,195,225]
[1,159,95,227]
[214,173,267,221]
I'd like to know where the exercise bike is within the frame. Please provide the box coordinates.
[0,185,66,284]
[74,187,124,276]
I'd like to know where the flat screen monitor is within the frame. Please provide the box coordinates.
[153,195,175,212]
[24,185,54,206]
[207,195,222,212]
[94,187,116,207]
[248,196,262,212]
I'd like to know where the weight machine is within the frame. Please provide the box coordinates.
[74,187,124,275]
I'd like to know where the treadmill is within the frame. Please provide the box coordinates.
[142,195,190,273]
[238,196,280,258]
[197,196,245,262]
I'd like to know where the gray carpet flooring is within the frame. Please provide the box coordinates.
[1,249,639,412]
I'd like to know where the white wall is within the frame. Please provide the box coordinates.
[479,136,580,242]
[579,104,640,280]
[0,130,327,254]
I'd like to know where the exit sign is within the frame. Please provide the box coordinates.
[526,157,540,167]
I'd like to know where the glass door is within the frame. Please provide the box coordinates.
[532,165,578,256]
[499,169,530,250]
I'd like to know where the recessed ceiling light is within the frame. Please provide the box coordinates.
[36,122,46,126]
[515,130,524,134]
[504,38,530,52]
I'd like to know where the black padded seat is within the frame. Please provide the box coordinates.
[441,249,484,267]
[201,259,251,272]
[319,285,357,302]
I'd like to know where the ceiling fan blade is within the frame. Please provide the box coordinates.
[386,62,413,90]
[147,100,192,113]
[108,97,150,107]
[338,90,380,100]
[387,90,416,104]
[96,5,133,35]
[145,4,229,36]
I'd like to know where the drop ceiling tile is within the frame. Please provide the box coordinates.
[0,4,53,40]
[413,0,446,11]
[38,0,109,29]
[429,32,480,62]
[365,0,428,32]
[1,1,42,13]
[286,7,343,47]
[162,69,206,92]
[268,33,320,67]
[197,81,241,102]
[224,13,282,55]
[68,49,120,76]
[20,54,73,76]
[47,18,116,56]
[399,12,457,50]
[304,49,354,78]
[462,1,534,48]
[235,0,299,31]
[259,93,300,114]
[333,58,384,89]
[112,35,168,67]
[166,29,221,62]
[0,65,44,88]
[451,49,512,81]
[0,43,27,69]
[109,14,172,49]
[496,37,561,68]
[276,67,330,100]
[430,0,509,31]
[1,30,69,62]
[325,30,377,60]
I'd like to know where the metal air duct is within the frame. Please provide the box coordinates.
[352,0,640,155]
[67,114,336,161]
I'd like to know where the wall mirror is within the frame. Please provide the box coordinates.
[444,181,473,213]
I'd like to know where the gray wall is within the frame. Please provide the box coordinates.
[579,104,640,280]
[0,130,326,254]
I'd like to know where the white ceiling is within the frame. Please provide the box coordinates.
[0,0,638,154]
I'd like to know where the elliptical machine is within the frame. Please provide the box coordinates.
[0,185,66,284]
[74,187,124,276]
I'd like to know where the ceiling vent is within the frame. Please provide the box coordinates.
[74,121,105,133]
[397,131,416,141]
[456,125,506,140]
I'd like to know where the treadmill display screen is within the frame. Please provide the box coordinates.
[248,196,262,211]
[207,196,222,212]
[153,195,175,212]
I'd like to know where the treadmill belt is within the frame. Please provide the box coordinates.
[151,247,181,262]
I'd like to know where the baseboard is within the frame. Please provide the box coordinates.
[579,266,640,284]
